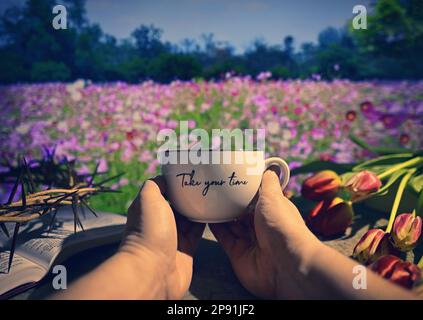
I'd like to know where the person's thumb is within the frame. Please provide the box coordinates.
[260,167,283,197]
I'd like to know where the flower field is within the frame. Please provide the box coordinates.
[1,77,422,213]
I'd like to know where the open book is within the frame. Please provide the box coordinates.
[0,206,127,299]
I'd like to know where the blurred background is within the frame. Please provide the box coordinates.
[0,0,422,213]
[1,0,422,83]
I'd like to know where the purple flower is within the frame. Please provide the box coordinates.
[360,101,381,121]
[379,113,408,129]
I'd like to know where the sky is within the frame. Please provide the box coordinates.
[0,0,372,52]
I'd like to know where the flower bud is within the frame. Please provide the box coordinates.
[307,197,353,237]
[391,213,422,252]
[345,170,382,198]
[301,170,341,201]
[353,229,391,264]
[369,255,422,289]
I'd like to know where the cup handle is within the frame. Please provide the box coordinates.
[264,157,290,190]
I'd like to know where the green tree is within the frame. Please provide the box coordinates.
[352,0,423,78]
[149,54,201,82]
[30,61,71,81]
[131,24,166,58]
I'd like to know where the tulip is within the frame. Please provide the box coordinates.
[369,255,421,289]
[307,197,353,237]
[353,229,391,264]
[391,213,422,252]
[345,170,382,199]
[301,170,341,201]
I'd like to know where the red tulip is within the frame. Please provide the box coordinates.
[301,170,341,201]
[391,213,422,252]
[345,170,382,198]
[369,255,421,289]
[353,229,391,264]
[307,197,353,237]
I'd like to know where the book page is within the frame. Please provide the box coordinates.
[0,207,126,297]
[13,207,126,269]
[0,251,46,296]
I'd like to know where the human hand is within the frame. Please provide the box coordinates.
[59,172,416,300]
[119,176,205,299]
[210,168,321,298]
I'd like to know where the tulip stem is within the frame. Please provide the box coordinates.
[377,157,422,180]
[350,193,373,204]
[418,256,423,270]
[417,256,423,270]
[385,169,415,233]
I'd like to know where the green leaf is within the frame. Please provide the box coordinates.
[291,161,355,176]
[370,147,414,155]
[413,150,423,157]
[349,134,412,155]
[353,153,414,172]
[349,134,372,151]
[416,189,423,217]
[373,169,407,195]
[410,174,423,193]
[377,189,389,196]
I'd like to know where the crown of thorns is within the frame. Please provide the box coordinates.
[0,149,122,272]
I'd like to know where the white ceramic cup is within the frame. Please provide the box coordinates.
[161,150,290,223]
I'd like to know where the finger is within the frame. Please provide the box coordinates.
[209,220,252,258]
[142,175,167,198]
[260,167,283,197]
[127,178,164,218]
[231,213,255,240]
[209,222,237,253]
[175,213,205,256]
[126,177,175,244]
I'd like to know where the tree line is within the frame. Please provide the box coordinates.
[0,0,422,84]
